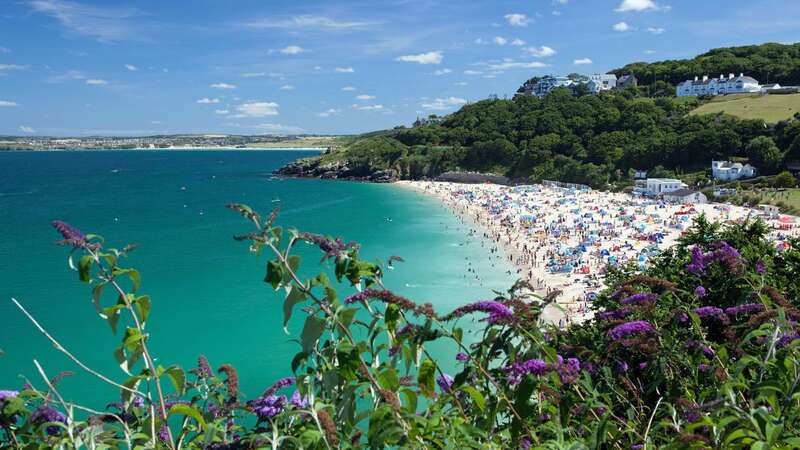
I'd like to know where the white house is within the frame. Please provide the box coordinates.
[587,74,617,93]
[530,76,574,97]
[664,189,707,204]
[634,178,687,196]
[677,73,761,97]
[712,160,757,181]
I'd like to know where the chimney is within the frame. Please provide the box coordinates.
[720,74,724,80]
[694,76,699,81]
[702,75,708,81]
[729,73,734,79]
[740,73,744,77]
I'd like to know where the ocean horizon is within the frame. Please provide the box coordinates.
[0,149,516,409]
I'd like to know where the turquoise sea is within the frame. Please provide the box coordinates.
[0,150,515,409]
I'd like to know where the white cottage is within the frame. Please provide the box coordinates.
[712,160,757,181]
[677,73,761,97]
[664,189,707,204]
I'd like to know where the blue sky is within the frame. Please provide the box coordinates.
[0,0,798,136]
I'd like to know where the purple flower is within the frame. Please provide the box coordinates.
[686,246,706,274]
[197,355,212,378]
[132,396,145,408]
[694,286,707,298]
[686,241,742,275]
[694,306,727,322]
[620,293,657,305]
[388,345,399,357]
[638,362,648,370]
[396,324,417,338]
[436,374,454,393]
[556,357,582,383]
[0,390,18,401]
[445,300,514,324]
[52,220,87,248]
[506,358,552,385]
[456,352,469,362]
[158,425,170,443]
[290,390,309,409]
[617,361,629,373]
[263,377,295,396]
[777,333,800,348]
[698,363,712,372]
[248,395,287,420]
[31,406,67,435]
[597,308,632,321]
[632,445,644,450]
[756,260,767,275]
[520,437,532,449]
[607,321,654,340]
[724,303,765,317]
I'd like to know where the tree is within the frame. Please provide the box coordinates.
[746,136,783,174]
[775,170,796,188]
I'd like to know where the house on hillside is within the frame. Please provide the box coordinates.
[677,73,761,97]
[634,169,648,179]
[712,160,757,181]
[664,189,707,204]
[615,75,638,90]
[634,178,688,196]
[587,74,618,93]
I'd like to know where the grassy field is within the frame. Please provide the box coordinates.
[690,93,800,123]
[760,189,800,212]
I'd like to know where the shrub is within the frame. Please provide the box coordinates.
[3,210,800,448]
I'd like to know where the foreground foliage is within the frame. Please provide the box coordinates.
[3,208,800,448]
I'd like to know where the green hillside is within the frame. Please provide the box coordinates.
[690,93,800,123]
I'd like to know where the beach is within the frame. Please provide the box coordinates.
[399,180,800,325]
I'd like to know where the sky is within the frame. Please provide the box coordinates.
[0,0,799,137]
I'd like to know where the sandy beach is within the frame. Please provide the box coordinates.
[399,180,800,325]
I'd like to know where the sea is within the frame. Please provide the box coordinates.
[0,150,516,409]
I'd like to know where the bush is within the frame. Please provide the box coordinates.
[4,210,800,448]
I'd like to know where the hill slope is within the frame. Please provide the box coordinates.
[612,42,800,87]
[690,93,800,123]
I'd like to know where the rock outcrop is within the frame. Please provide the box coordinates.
[274,157,399,183]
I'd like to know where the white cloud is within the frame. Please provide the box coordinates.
[525,46,556,57]
[646,26,666,34]
[615,0,664,12]
[335,67,355,73]
[488,60,548,70]
[422,96,467,110]
[197,97,220,104]
[241,72,266,77]
[0,100,18,107]
[511,38,526,46]
[552,10,562,16]
[504,13,530,27]
[352,104,384,111]
[454,81,468,86]
[341,86,356,91]
[494,36,508,45]
[28,0,148,42]
[233,101,279,117]
[644,49,657,54]
[0,64,29,71]
[124,64,138,71]
[474,37,486,45]
[244,15,375,30]
[433,68,452,76]
[280,84,295,90]
[574,57,593,65]
[19,125,35,133]
[210,83,236,89]
[464,70,482,75]
[356,94,375,100]
[0,47,10,53]
[279,45,305,55]
[85,78,107,85]
[396,51,443,64]
[317,108,341,117]
[214,109,229,114]
[613,21,631,31]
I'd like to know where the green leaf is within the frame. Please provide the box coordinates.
[91,282,106,314]
[164,366,186,396]
[284,255,301,283]
[400,388,417,414]
[461,385,486,412]
[78,255,93,282]
[377,368,400,391]
[385,304,400,332]
[113,268,141,292]
[283,286,306,329]
[134,296,151,324]
[169,404,206,430]
[418,359,436,397]
[265,260,284,289]
[301,316,326,353]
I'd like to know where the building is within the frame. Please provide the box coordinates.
[634,178,688,196]
[587,74,617,93]
[615,74,638,90]
[663,189,707,204]
[712,160,757,181]
[634,169,648,179]
[676,73,761,97]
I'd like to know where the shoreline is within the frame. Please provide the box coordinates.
[0,147,327,152]
[397,180,800,325]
